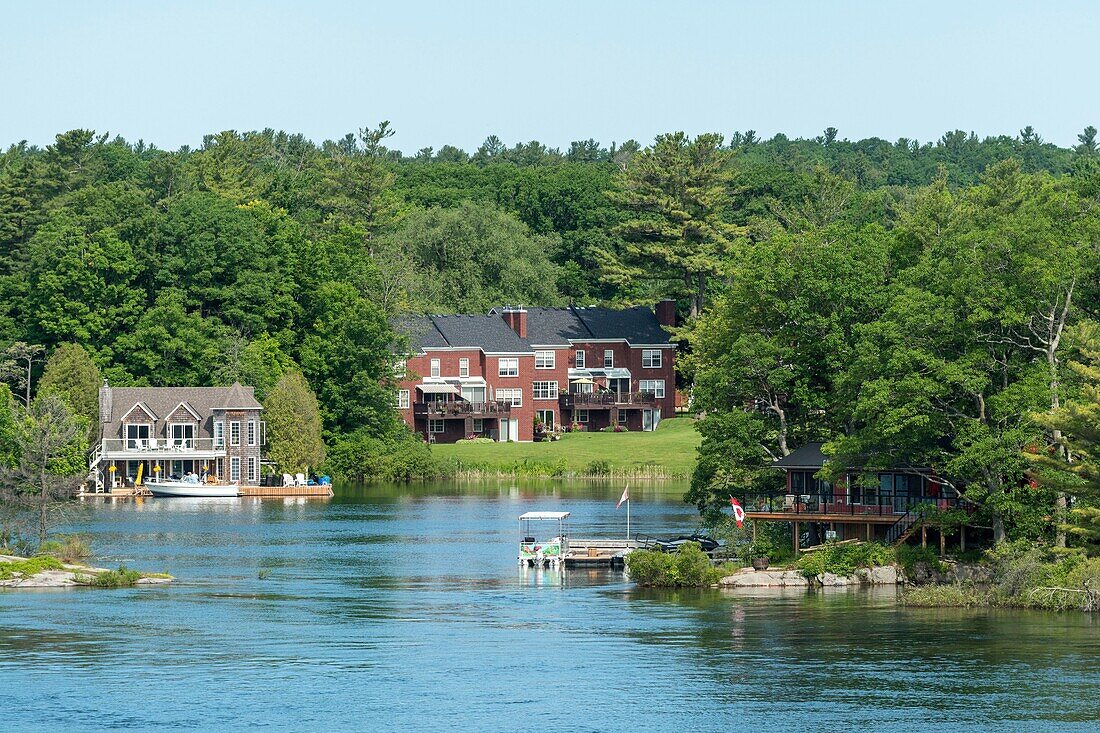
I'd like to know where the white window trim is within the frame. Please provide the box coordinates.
[642,349,662,369]
[498,358,519,377]
[125,423,152,449]
[247,456,257,483]
[495,388,522,407]
[472,418,484,433]
[575,350,585,369]
[604,350,614,368]
[576,409,589,423]
[640,379,666,399]
[213,420,225,448]
[532,381,558,400]
[429,419,445,434]
[535,351,555,369]
[230,456,241,482]
[430,359,441,378]
[397,389,410,409]
[168,422,196,448]
[459,358,469,377]
[247,420,257,447]
[230,421,241,447]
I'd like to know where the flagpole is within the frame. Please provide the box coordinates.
[626,497,630,540]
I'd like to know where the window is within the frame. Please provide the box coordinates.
[459,358,469,377]
[125,424,150,450]
[535,351,555,369]
[642,349,662,368]
[498,358,519,377]
[230,421,241,447]
[604,350,614,368]
[536,409,555,430]
[170,423,195,448]
[617,411,628,426]
[393,359,407,377]
[639,379,666,399]
[230,457,241,482]
[213,420,224,448]
[429,419,445,434]
[532,381,558,400]
[495,388,522,407]
[397,389,410,409]
[576,409,589,423]
[247,456,257,483]
[430,359,440,378]
[575,350,585,369]
[472,418,484,433]
[247,420,257,447]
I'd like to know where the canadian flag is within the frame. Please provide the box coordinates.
[730,497,745,528]
[617,486,630,509]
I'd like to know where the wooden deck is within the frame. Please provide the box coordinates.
[746,511,901,524]
[240,485,332,498]
[562,538,638,568]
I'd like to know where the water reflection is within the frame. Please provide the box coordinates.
[0,481,1096,732]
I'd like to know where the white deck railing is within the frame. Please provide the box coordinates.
[99,438,228,455]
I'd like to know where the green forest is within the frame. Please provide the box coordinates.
[2,122,1100,558]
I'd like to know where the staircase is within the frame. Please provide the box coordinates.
[885,510,921,546]
[88,443,104,492]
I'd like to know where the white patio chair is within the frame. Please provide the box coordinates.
[148,438,159,450]
[295,473,307,486]
[282,473,294,487]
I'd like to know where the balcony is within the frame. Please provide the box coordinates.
[742,492,969,522]
[99,438,228,459]
[413,400,512,418]
[559,392,658,410]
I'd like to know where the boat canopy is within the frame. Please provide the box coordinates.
[519,511,570,520]
[417,383,460,395]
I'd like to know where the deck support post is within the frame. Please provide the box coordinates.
[792,521,799,555]
[866,522,872,542]
[921,524,927,549]
[939,527,946,558]
[960,525,966,553]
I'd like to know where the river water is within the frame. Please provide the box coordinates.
[1,481,1097,732]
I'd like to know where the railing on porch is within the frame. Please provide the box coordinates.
[743,492,967,518]
[99,438,226,454]
[413,400,512,417]
[559,391,657,408]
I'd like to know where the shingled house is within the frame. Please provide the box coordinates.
[89,382,265,491]
[393,302,676,443]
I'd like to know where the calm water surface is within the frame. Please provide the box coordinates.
[1,481,1097,732]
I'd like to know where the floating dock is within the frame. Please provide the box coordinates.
[80,485,332,499]
[562,538,639,568]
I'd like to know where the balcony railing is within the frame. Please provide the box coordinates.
[742,492,968,518]
[413,400,512,418]
[560,392,658,409]
[99,438,227,455]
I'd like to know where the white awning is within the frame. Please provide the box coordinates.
[458,377,487,385]
[417,384,460,395]
[519,511,570,520]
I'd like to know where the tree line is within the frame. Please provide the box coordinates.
[2,122,1100,555]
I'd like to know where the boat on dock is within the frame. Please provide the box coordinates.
[146,478,240,498]
[518,511,642,569]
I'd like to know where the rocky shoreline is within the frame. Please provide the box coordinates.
[0,554,173,589]
[718,561,993,588]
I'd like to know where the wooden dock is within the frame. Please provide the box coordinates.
[562,538,639,568]
[240,485,332,498]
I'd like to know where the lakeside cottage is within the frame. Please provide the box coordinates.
[745,442,970,551]
[393,302,677,443]
[89,382,264,492]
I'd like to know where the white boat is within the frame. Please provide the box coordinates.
[145,479,240,498]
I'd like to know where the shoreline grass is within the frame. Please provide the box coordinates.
[431,416,700,479]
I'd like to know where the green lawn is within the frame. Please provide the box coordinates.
[431,416,701,478]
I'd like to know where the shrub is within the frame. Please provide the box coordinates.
[585,459,612,476]
[0,555,64,580]
[626,542,735,587]
[327,426,443,482]
[796,541,894,579]
[80,565,143,588]
[38,535,91,564]
[895,544,946,576]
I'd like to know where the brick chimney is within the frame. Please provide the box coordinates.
[655,299,676,328]
[501,306,528,338]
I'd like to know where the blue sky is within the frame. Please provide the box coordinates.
[2,0,1097,151]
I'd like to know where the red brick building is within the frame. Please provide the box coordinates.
[394,302,676,443]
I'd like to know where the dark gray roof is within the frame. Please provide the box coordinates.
[393,316,449,350]
[100,383,261,441]
[573,306,671,344]
[522,308,592,345]
[771,442,827,470]
[515,305,672,346]
[395,314,532,353]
